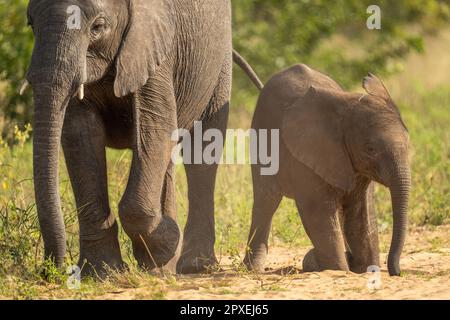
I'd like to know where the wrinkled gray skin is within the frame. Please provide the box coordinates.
[26,0,261,276]
[244,64,411,276]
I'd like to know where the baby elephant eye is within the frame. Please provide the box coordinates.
[365,144,376,154]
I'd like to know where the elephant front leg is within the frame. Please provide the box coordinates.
[119,84,180,271]
[343,182,380,273]
[62,102,124,278]
[297,193,349,272]
[158,162,182,273]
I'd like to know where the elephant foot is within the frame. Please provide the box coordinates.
[243,250,267,273]
[78,222,126,279]
[80,259,128,280]
[128,215,181,271]
[346,251,380,274]
[345,251,360,273]
[177,242,217,274]
[302,248,321,272]
[303,248,353,273]
[158,251,181,274]
[177,253,217,274]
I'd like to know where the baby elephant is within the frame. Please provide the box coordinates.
[244,64,411,276]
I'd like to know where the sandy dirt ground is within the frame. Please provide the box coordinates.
[98,225,449,300]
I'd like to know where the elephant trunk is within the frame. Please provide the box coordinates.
[387,163,411,276]
[32,86,68,266]
[28,26,86,266]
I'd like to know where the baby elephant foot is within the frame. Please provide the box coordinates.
[129,216,181,271]
[79,222,126,279]
[302,248,351,272]
[346,251,380,274]
[302,248,321,272]
[177,240,217,274]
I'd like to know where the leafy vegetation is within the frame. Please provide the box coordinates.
[0,0,33,137]
[232,0,450,108]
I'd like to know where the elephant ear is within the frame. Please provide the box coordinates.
[282,86,356,192]
[362,73,392,101]
[114,0,175,97]
[363,73,407,128]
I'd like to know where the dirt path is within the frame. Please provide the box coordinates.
[98,225,449,300]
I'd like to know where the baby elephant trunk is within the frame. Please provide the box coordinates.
[387,164,411,276]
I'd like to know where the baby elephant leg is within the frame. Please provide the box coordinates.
[244,186,282,272]
[303,248,353,272]
[343,182,380,273]
[297,198,349,272]
[302,248,320,272]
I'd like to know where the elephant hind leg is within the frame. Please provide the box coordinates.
[177,104,230,274]
[177,60,232,274]
[62,101,124,278]
[243,181,282,272]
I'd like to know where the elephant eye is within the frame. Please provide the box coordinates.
[91,18,106,36]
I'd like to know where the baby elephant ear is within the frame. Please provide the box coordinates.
[363,73,392,101]
[281,86,356,192]
[114,0,175,97]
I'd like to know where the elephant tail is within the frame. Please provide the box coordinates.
[233,49,264,91]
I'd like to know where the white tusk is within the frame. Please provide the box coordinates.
[77,84,84,100]
[19,80,29,96]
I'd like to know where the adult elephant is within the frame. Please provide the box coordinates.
[23,0,262,276]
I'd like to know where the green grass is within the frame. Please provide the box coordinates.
[0,78,449,300]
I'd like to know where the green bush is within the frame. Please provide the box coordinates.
[0,0,34,135]
[232,0,450,106]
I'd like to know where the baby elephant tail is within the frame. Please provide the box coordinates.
[233,49,264,91]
